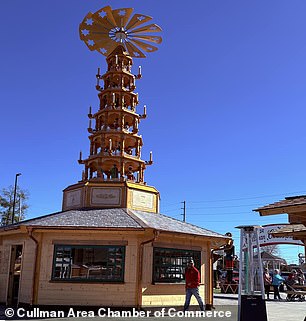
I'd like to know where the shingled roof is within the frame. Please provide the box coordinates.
[253,251,287,265]
[253,195,306,214]
[0,208,227,239]
[10,208,142,229]
[129,210,225,238]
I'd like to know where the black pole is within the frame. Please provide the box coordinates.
[12,173,21,224]
[181,200,186,222]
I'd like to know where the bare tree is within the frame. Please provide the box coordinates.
[0,186,29,225]
[261,244,280,256]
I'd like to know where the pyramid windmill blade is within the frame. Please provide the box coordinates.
[94,38,118,56]
[93,6,117,28]
[92,6,117,30]
[125,41,146,58]
[80,30,110,42]
[79,12,95,29]
[79,23,91,39]
[81,11,93,22]
[91,14,114,31]
[89,37,111,51]
[112,8,133,28]
[85,33,110,44]
[130,23,162,34]
[125,14,152,31]
[79,24,91,40]
[79,19,110,42]
[80,20,110,36]
[79,6,162,57]
[129,39,158,53]
[98,43,118,56]
[91,19,113,31]
[129,35,162,44]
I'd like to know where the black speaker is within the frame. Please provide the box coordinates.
[239,295,267,321]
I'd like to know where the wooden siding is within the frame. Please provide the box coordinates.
[0,234,35,304]
[0,229,221,308]
[35,231,139,306]
[18,239,36,303]
[141,234,209,307]
[0,239,8,302]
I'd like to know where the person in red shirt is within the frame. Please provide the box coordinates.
[183,259,204,311]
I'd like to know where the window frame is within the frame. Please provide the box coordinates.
[51,244,125,283]
[152,247,201,284]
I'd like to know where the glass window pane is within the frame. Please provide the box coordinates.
[52,245,125,282]
[153,247,201,283]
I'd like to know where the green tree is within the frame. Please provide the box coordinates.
[0,186,29,225]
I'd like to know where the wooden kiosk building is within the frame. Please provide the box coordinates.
[0,6,230,308]
[254,195,306,259]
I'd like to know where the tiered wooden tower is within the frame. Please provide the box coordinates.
[62,6,162,213]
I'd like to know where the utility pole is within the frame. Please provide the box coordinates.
[181,200,186,222]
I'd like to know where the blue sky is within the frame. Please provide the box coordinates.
[1,0,306,264]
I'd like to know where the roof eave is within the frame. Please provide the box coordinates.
[254,204,306,216]
[155,229,231,242]
[0,224,146,234]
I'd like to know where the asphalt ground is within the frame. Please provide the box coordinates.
[0,292,305,321]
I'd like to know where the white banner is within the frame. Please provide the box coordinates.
[241,224,303,250]
[258,224,303,246]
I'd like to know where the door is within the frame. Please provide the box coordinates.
[7,244,23,305]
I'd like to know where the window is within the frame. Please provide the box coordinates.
[153,247,201,283]
[52,245,125,282]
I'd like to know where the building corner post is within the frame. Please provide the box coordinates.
[26,227,39,305]
[136,230,159,310]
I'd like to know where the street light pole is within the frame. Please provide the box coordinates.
[12,173,21,224]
